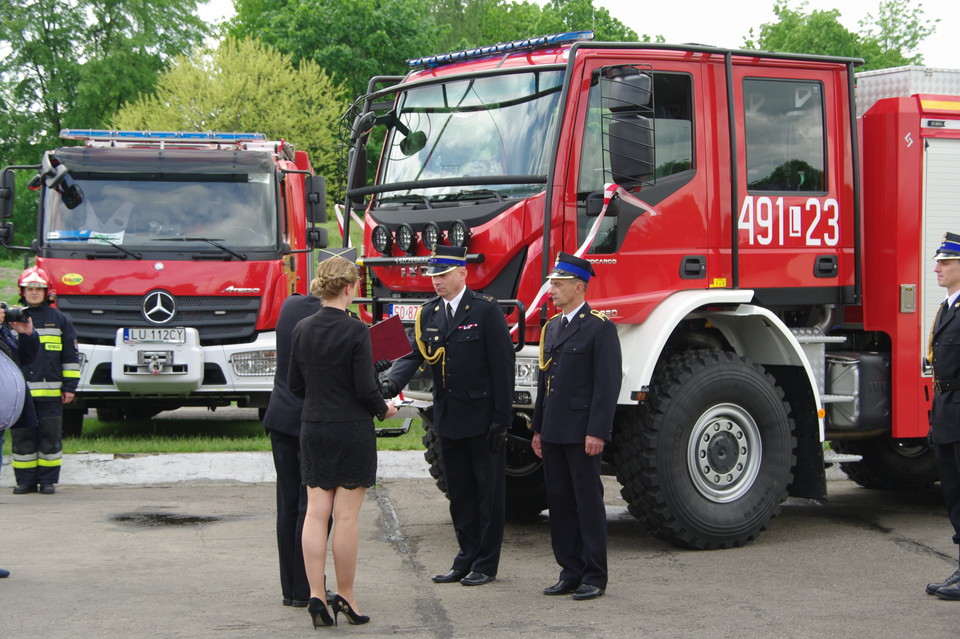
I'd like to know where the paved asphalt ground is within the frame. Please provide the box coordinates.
[3,411,960,637]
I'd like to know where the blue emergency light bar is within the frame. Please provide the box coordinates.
[59,129,267,143]
[407,31,594,69]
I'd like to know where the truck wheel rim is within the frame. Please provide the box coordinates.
[687,403,762,503]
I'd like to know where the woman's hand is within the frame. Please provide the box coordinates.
[384,400,399,419]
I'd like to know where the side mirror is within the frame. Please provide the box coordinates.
[307,226,329,250]
[603,66,655,185]
[0,222,13,245]
[305,174,326,224]
[0,169,14,219]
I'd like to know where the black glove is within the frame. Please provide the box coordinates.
[487,422,508,453]
[380,378,399,399]
[374,359,392,373]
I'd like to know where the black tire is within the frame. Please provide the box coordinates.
[614,350,796,549]
[420,409,548,521]
[62,408,85,437]
[832,437,939,490]
[96,407,161,423]
[96,407,125,423]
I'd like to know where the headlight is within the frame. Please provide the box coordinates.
[395,223,415,253]
[230,350,277,376]
[448,220,471,248]
[422,221,442,251]
[372,225,392,254]
[515,357,539,387]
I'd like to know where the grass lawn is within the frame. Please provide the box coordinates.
[2,414,426,456]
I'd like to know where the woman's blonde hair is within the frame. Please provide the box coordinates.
[310,256,359,300]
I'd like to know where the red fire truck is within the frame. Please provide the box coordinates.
[0,130,327,434]
[340,31,960,548]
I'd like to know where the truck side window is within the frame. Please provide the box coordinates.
[578,72,693,254]
[743,79,825,192]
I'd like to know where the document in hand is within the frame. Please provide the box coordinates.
[370,314,412,362]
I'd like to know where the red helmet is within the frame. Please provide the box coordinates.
[18,266,55,297]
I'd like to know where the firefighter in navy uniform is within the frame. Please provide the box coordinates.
[531,252,622,601]
[926,232,960,600]
[382,245,515,587]
[11,267,80,495]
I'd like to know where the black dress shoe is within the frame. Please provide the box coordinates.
[937,581,960,600]
[543,579,579,595]
[572,583,604,600]
[13,484,37,495]
[431,569,467,584]
[39,484,55,495]
[283,598,309,607]
[460,571,495,586]
[926,568,960,595]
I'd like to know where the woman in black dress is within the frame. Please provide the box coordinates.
[289,256,397,627]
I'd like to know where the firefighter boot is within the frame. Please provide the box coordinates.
[927,568,960,599]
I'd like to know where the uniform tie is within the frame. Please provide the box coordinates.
[446,302,454,326]
[560,316,569,330]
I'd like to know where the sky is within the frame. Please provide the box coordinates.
[198,0,955,68]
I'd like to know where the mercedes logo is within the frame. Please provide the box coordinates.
[143,290,176,325]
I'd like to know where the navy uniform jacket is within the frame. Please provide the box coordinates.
[532,303,622,444]
[262,294,322,437]
[931,297,960,445]
[389,288,515,439]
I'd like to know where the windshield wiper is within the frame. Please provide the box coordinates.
[84,239,142,260]
[153,237,247,261]
[440,188,505,202]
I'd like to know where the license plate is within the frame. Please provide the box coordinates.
[388,304,420,321]
[123,327,186,344]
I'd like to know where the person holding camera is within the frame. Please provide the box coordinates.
[1,300,40,577]
[10,267,80,495]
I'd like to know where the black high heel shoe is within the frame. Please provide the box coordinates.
[332,594,370,625]
[307,597,334,628]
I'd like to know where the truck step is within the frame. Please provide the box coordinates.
[823,449,862,465]
[820,393,855,404]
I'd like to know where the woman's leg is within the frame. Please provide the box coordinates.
[331,486,367,611]
[302,485,335,600]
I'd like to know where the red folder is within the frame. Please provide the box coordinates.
[370,314,412,362]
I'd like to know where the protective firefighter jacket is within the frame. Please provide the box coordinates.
[20,303,80,401]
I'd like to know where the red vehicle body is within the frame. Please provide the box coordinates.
[342,32,960,549]
[1,130,327,433]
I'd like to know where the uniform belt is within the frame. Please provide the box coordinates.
[934,378,960,394]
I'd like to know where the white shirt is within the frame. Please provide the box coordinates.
[445,287,467,316]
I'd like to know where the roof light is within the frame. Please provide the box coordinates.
[407,31,594,69]
[59,129,267,143]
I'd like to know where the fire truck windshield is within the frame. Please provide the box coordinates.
[41,172,277,249]
[378,70,564,202]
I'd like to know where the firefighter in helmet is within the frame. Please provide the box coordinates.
[10,266,80,495]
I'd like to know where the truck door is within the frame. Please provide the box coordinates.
[563,57,706,322]
[730,66,855,304]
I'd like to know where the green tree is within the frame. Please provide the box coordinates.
[111,36,347,201]
[744,0,938,71]
[0,0,208,163]
[229,0,440,101]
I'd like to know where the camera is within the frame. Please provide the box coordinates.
[0,302,29,323]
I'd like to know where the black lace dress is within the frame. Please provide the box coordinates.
[288,306,388,490]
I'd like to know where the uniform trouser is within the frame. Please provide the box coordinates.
[542,440,608,589]
[440,434,506,576]
[269,429,310,602]
[11,400,62,486]
[935,440,960,549]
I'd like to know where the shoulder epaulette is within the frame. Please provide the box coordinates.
[590,309,608,321]
[472,291,496,304]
